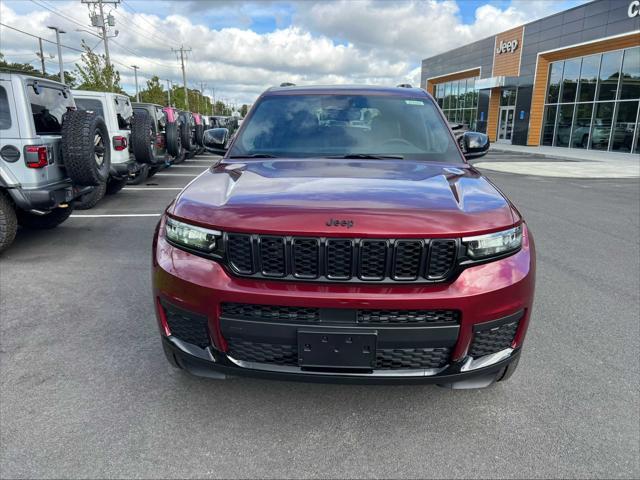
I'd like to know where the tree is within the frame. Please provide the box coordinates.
[239,104,249,117]
[75,40,123,93]
[212,100,231,116]
[0,52,77,86]
[139,76,166,105]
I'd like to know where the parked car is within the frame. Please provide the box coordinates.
[192,113,205,153]
[152,84,535,388]
[73,91,141,207]
[132,102,171,183]
[0,72,108,252]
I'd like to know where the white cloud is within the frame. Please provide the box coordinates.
[0,1,583,105]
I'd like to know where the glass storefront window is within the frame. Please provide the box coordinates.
[578,54,600,102]
[450,81,458,110]
[611,101,639,152]
[500,89,516,106]
[570,103,594,149]
[620,47,640,100]
[458,80,467,109]
[541,105,557,146]
[542,47,639,152]
[554,104,575,147]
[597,50,623,101]
[590,102,614,151]
[443,82,451,110]
[547,61,564,103]
[560,58,582,103]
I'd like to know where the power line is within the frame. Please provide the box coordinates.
[29,0,100,38]
[0,23,85,53]
[109,37,175,68]
[120,0,177,41]
[109,7,175,50]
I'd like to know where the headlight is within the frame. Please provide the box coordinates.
[463,225,522,259]
[165,217,222,254]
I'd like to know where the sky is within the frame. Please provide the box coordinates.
[0,0,588,107]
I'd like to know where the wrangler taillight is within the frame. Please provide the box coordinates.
[113,135,128,151]
[25,145,49,168]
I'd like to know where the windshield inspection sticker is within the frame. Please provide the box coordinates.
[405,100,424,105]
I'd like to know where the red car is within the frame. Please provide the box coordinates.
[152,85,535,388]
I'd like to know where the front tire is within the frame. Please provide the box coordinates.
[16,205,73,229]
[0,192,18,253]
[74,182,107,210]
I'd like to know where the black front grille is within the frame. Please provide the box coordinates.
[357,309,460,325]
[224,234,458,283]
[222,303,320,323]
[376,347,450,369]
[163,302,210,348]
[222,303,459,326]
[469,321,519,357]
[227,340,297,366]
[227,339,451,370]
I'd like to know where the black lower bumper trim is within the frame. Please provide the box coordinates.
[162,336,520,385]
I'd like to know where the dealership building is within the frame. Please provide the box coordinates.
[421,0,640,154]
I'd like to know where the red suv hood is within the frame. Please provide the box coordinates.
[170,159,517,237]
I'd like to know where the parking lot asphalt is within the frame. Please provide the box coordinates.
[1,152,639,479]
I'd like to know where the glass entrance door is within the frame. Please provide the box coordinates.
[497,106,515,143]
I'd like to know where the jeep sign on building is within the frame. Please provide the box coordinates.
[421,0,640,154]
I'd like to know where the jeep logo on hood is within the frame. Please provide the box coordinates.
[327,218,354,228]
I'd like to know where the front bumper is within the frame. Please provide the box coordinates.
[153,222,535,384]
[163,335,521,386]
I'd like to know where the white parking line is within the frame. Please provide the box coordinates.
[70,213,161,218]
[123,187,182,191]
[167,165,211,168]
[155,173,202,177]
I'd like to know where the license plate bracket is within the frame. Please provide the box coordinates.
[297,330,377,369]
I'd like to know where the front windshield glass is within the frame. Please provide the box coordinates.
[229,94,462,162]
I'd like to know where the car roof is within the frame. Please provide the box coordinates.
[264,84,428,97]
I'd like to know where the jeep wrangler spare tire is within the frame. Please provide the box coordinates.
[0,192,18,253]
[61,110,110,186]
[180,119,194,151]
[131,111,157,164]
[195,123,205,147]
[16,205,73,230]
[165,122,182,158]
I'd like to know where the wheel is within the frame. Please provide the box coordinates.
[127,164,149,185]
[16,205,73,229]
[166,122,182,157]
[147,165,160,179]
[74,182,107,210]
[180,118,194,152]
[195,123,205,146]
[131,111,158,164]
[0,192,18,253]
[106,176,128,195]
[61,110,111,186]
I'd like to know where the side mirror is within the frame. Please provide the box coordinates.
[461,132,490,159]
[203,128,229,154]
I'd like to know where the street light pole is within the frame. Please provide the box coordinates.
[47,26,66,84]
[166,79,171,106]
[131,65,140,101]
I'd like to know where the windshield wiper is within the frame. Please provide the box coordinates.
[325,154,404,160]
[228,153,277,158]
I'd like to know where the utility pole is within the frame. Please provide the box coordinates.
[47,26,66,84]
[84,0,120,89]
[166,79,171,106]
[171,45,191,110]
[200,81,206,114]
[132,65,140,101]
[37,37,46,75]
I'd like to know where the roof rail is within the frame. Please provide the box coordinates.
[279,82,296,87]
[396,83,413,88]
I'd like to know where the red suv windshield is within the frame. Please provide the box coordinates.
[229,94,463,162]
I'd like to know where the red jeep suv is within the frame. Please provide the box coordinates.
[152,85,535,388]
